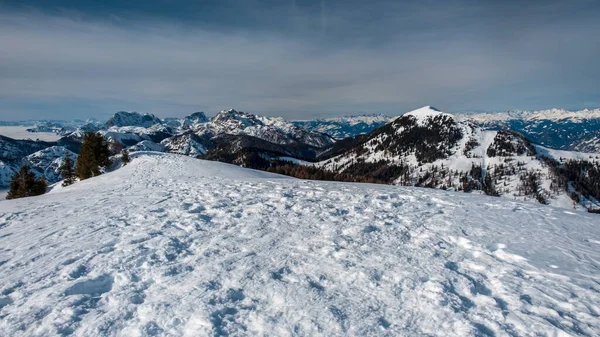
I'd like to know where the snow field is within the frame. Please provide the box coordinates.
[0,153,599,336]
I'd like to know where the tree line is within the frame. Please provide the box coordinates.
[6,132,130,200]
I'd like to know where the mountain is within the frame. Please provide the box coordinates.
[163,112,209,130]
[25,146,78,183]
[0,109,337,187]
[208,109,334,148]
[105,111,162,128]
[160,132,210,156]
[103,124,175,145]
[314,106,600,210]
[0,135,55,160]
[1,152,598,336]
[0,145,76,187]
[458,108,600,153]
[293,114,391,139]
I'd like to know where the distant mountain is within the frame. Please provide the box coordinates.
[161,132,210,156]
[0,145,76,187]
[457,108,600,153]
[163,112,209,129]
[0,135,55,160]
[0,109,336,187]
[105,111,162,128]
[208,109,334,148]
[293,114,391,139]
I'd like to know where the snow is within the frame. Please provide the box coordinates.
[458,108,600,123]
[535,145,600,162]
[1,152,599,336]
[0,126,62,142]
[292,114,391,139]
[403,105,453,125]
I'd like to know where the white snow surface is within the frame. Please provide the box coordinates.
[403,105,453,124]
[0,152,599,336]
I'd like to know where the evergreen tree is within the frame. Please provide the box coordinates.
[6,165,47,199]
[59,152,76,186]
[75,132,111,180]
[121,148,130,166]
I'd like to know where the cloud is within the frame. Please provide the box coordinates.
[0,1,599,120]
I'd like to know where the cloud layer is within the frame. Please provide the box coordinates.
[1,1,599,120]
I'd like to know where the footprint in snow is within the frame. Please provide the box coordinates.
[64,274,114,296]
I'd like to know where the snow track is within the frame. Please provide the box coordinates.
[0,153,599,336]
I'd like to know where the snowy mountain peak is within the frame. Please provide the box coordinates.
[186,112,208,123]
[405,105,447,118]
[401,106,455,126]
[106,111,162,128]
[208,109,334,148]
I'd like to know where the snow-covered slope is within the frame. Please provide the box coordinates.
[458,109,600,153]
[293,114,391,139]
[0,152,599,336]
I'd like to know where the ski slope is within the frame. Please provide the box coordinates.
[0,153,599,336]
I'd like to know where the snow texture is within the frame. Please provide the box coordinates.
[0,152,599,336]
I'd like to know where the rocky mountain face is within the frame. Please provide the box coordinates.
[0,146,77,187]
[161,132,210,156]
[0,135,54,160]
[208,109,334,148]
[105,111,163,128]
[458,109,600,153]
[293,114,391,139]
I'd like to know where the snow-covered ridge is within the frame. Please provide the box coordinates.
[294,114,391,124]
[292,114,391,139]
[458,108,600,122]
[0,152,598,336]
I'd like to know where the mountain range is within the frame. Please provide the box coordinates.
[1,107,599,211]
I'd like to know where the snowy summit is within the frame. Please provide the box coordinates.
[402,105,454,124]
[1,152,599,336]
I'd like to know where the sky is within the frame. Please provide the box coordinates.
[0,0,599,121]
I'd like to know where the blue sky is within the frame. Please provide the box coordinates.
[0,0,599,120]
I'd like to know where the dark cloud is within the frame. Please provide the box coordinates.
[0,0,598,120]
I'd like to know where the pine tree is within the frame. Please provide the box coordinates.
[121,148,130,166]
[60,152,76,186]
[6,165,47,199]
[75,132,111,180]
